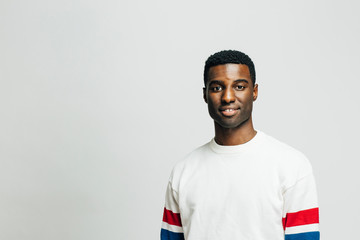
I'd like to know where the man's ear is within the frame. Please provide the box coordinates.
[253,84,258,101]
[203,87,207,103]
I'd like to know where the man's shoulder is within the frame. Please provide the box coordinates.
[172,141,211,170]
[261,131,307,158]
[260,131,313,176]
[168,141,212,184]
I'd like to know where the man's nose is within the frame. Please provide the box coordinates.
[221,87,235,104]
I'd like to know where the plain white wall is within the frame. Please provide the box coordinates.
[1,0,359,239]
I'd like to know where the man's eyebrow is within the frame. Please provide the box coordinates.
[208,79,249,85]
[234,79,249,84]
[208,80,223,85]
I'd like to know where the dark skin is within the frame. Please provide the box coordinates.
[203,63,258,146]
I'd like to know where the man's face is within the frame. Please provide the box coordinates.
[203,63,258,129]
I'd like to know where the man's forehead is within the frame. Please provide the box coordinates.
[208,63,251,80]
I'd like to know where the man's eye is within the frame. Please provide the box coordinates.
[211,86,222,91]
[235,85,245,90]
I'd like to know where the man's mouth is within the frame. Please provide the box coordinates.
[220,108,239,117]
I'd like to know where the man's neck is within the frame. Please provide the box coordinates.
[214,117,257,146]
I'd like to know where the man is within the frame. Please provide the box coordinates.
[160,50,319,240]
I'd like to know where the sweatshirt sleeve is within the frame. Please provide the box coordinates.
[282,173,320,240]
[160,182,184,240]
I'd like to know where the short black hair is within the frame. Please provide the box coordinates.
[203,50,256,86]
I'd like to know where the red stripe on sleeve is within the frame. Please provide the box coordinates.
[163,208,182,227]
[282,217,286,230]
[284,207,319,228]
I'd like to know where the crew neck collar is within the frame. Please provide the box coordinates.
[209,130,264,154]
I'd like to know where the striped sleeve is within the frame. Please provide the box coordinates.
[282,173,320,240]
[161,182,184,240]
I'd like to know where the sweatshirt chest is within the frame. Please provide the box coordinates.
[178,155,284,214]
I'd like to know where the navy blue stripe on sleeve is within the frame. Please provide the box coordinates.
[285,231,320,240]
[161,229,185,240]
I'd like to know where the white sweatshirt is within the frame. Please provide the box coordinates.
[161,131,319,240]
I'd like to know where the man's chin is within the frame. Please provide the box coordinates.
[216,120,241,129]
[215,117,250,129]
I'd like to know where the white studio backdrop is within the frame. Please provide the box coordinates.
[0,0,359,239]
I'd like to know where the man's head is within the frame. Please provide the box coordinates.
[203,50,256,86]
[203,50,258,130]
